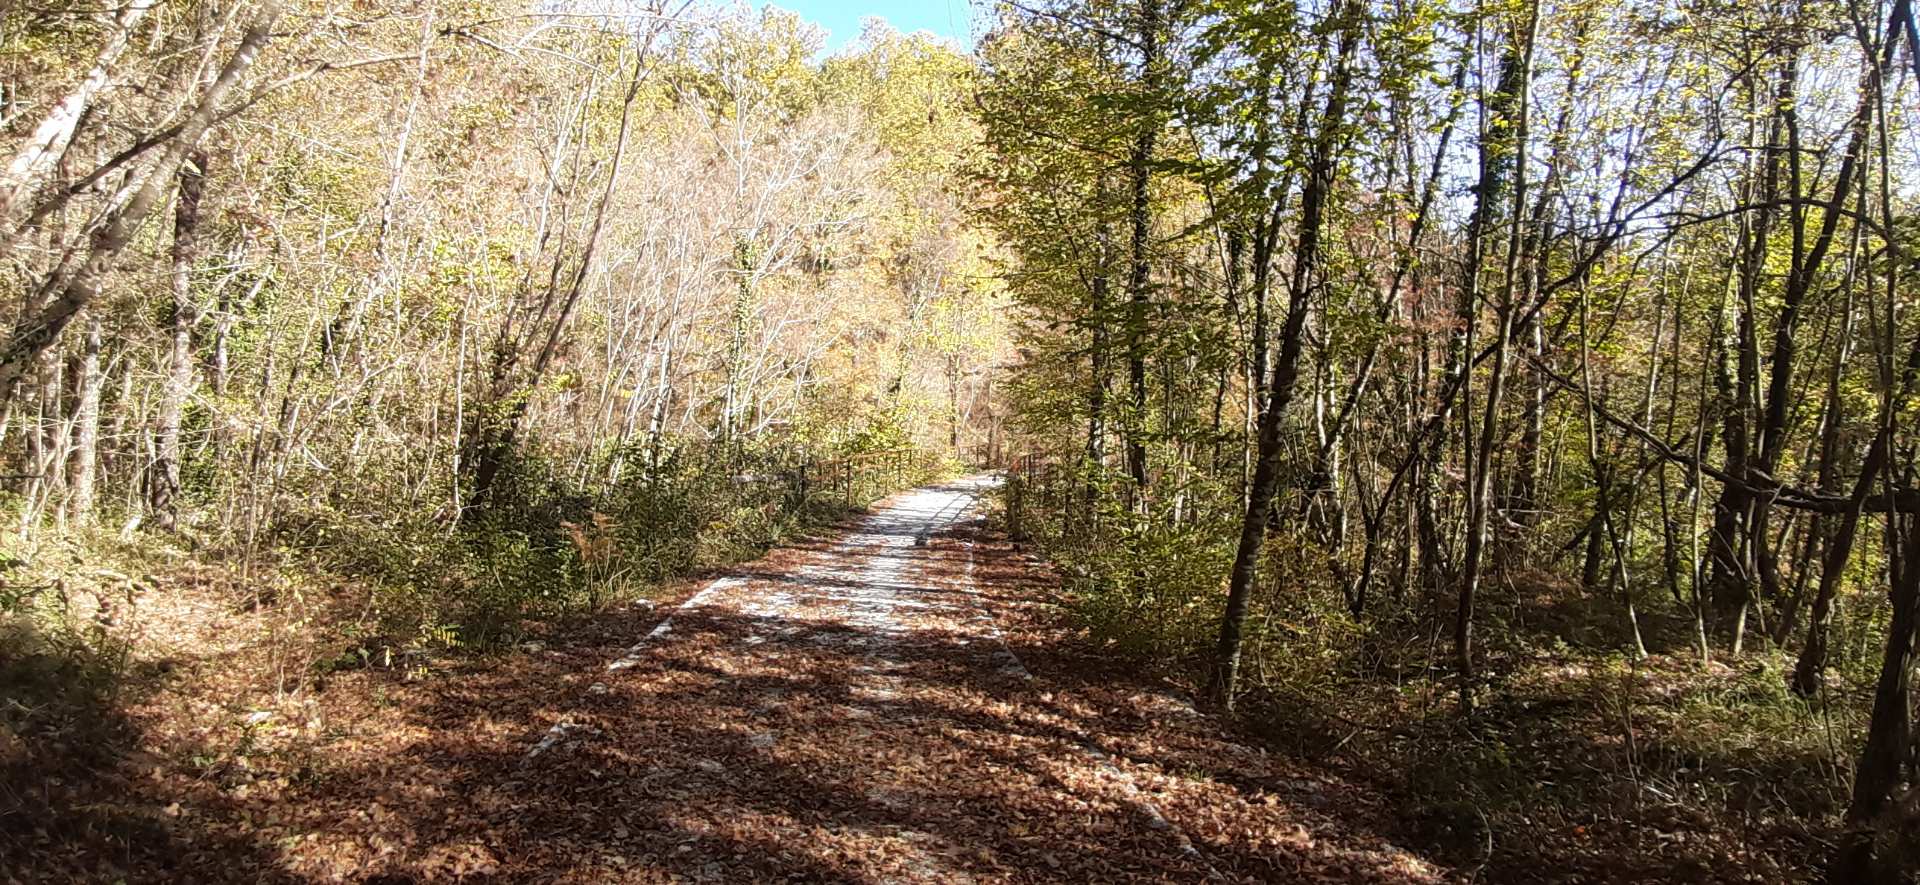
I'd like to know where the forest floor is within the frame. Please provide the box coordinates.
[5,476,1446,883]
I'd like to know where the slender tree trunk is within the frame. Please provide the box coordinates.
[1834,510,1920,880]
[1708,52,1790,643]
[1344,48,1464,614]
[1743,48,1873,653]
[1083,187,1114,536]
[1122,0,1162,508]
[1796,290,1920,696]
[151,148,207,530]
[463,33,657,514]
[67,317,103,524]
[1208,4,1358,710]
[0,0,157,230]
[1456,2,1538,714]
[0,2,281,398]
[722,238,756,444]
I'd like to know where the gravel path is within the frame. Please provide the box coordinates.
[513,476,1441,882]
[6,477,1453,882]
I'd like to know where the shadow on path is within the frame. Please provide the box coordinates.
[3,478,1448,883]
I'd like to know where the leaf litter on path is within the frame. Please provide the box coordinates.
[6,476,1449,882]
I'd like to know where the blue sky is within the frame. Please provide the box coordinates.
[758,0,977,53]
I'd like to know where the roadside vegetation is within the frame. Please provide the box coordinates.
[9,0,1920,881]
[983,0,1920,880]
[1,3,994,871]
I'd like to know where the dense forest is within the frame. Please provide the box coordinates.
[6,0,1920,881]
[0,2,1005,633]
[985,0,1920,878]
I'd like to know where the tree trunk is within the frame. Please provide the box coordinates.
[1833,511,1920,881]
[1082,178,1114,536]
[1122,0,1162,508]
[1456,3,1538,714]
[0,0,156,230]
[0,3,281,398]
[1208,4,1358,710]
[151,148,207,530]
[463,34,655,515]
[66,317,104,525]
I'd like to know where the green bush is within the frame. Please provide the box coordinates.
[1012,467,1236,663]
[274,433,933,661]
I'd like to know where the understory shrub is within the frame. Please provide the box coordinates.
[1014,469,1238,662]
[283,434,939,657]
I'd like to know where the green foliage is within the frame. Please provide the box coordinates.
[0,579,136,712]
[605,439,807,582]
[1011,468,1237,662]
[276,431,936,659]
[0,533,172,750]
[669,6,825,123]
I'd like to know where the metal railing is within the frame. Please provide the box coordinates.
[807,447,923,509]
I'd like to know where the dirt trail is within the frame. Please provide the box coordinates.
[10,477,1448,882]
[507,475,1443,882]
